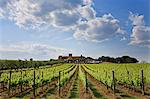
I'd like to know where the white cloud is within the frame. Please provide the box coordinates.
[0,0,124,43]
[129,12,150,48]
[120,37,127,41]
[0,8,5,18]
[6,0,45,29]
[0,0,91,29]
[129,26,150,47]
[0,0,7,18]
[0,42,73,60]
[79,5,96,20]
[49,10,81,28]
[83,0,93,5]
[129,12,145,26]
[73,14,124,42]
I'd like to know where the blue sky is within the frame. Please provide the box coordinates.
[0,0,149,62]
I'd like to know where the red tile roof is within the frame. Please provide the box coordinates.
[58,56,81,60]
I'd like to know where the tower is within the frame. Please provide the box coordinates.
[69,54,72,57]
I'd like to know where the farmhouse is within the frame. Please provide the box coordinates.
[58,54,100,64]
[58,54,85,63]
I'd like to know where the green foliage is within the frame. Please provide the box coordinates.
[79,65,86,86]
[83,63,150,87]
[0,64,72,89]
[98,56,138,63]
[0,59,65,70]
[59,65,77,87]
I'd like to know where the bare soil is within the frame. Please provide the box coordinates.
[60,67,78,98]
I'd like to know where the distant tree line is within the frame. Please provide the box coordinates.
[0,58,64,70]
[98,56,138,63]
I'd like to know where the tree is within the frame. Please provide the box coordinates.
[98,56,115,62]
[30,58,33,61]
[121,56,138,63]
[98,56,138,63]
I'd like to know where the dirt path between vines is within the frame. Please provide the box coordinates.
[82,65,150,99]
[86,71,115,98]
[60,66,78,98]
[117,84,150,99]
[79,79,93,99]
[25,79,58,99]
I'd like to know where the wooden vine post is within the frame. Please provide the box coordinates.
[141,70,144,95]
[33,70,36,97]
[42,71,43,90]
[0,72,2,90]
[127,71,130,81]
[8,71,12,96]
[58,71,61,96]
[85,71,88,92]
[2,72,4,91]
[63,71,64,80]
[112,70,116,96]
[20,70,23,92]
[53,69,55,79]
[106,71,108,89]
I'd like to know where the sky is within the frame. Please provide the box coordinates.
[0,0,150,62]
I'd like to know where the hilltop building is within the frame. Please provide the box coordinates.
[58,54,85,63]
[58,54,100,64]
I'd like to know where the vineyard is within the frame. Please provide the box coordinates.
[0,63,150,99]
